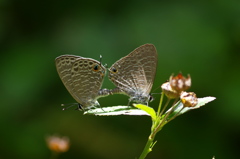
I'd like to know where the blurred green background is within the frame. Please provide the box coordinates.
[1,0,239,158]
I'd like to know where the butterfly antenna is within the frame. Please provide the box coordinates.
[61,103,83,111]
[104,63,108,68]
[99,55,103,66]
[99,55,108,68]
[151,86,161,93]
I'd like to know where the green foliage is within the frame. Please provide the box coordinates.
[84,106,150,116]
[84,96,216,158]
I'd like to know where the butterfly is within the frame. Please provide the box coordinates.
[108,44,158,105]
[55,55,110,110]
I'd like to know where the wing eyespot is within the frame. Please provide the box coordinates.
[111,67,118,73]
[92,64,100,72]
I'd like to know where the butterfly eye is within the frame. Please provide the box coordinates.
[92,65,100,71]
[112,67,118,73]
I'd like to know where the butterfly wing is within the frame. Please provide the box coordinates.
[55,55,82,103]
[55,55,106,108]
[108,44,158,102]
[70,57,106,107]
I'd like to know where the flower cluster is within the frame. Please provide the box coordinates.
[161,73,198,107]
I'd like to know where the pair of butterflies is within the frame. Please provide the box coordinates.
[55,44,158,110]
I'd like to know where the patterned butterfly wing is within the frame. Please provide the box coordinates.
[55,55,106,109]
[55,55,82,103]
[70,57,106,107]
[108,44,158,104]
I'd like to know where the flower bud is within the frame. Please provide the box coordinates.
[46,135,70,153]
[169,73,191,93]
[180,92,198,107]
[161,82,180,99]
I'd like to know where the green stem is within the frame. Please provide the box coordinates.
[156,92,164,116]
[159,98,170,117]
[139,93,166,159]
[165,106,184,124]
[139,124,165,159]
[139,133,155,159]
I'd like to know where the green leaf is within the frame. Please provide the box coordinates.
[133,104,157,121]
[84,106,150,116]
[165,96,216,120]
